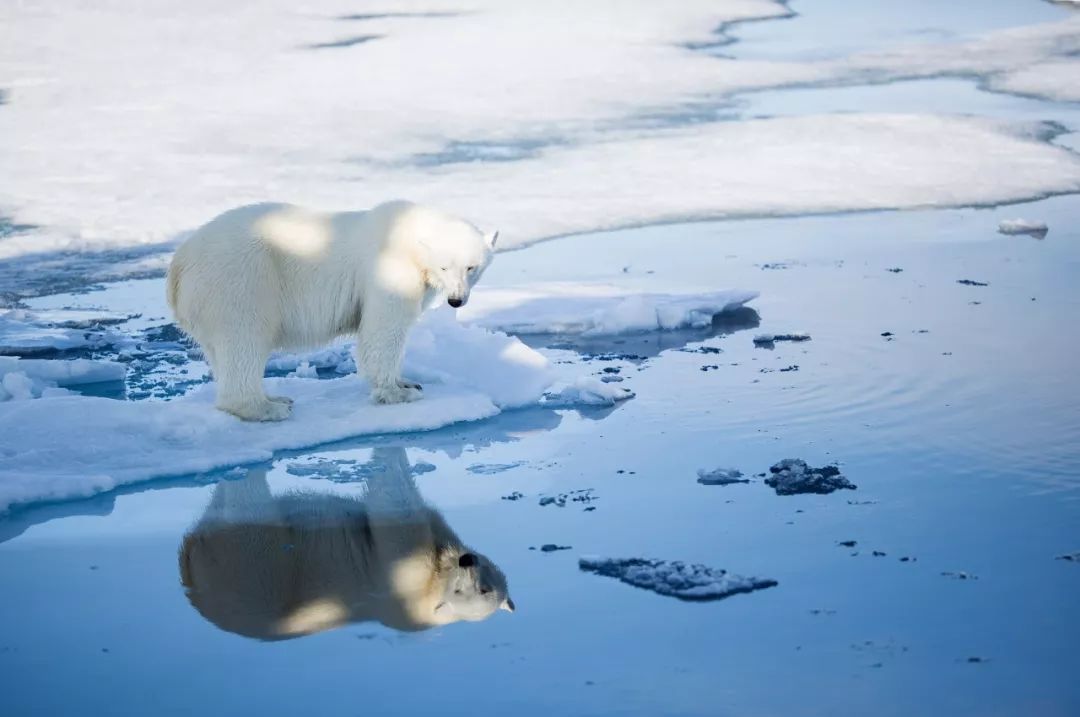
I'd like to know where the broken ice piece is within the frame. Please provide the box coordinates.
[696,467,749,485]
[765,459,855,495]
[753,332,811,347]
[578,556,777,601]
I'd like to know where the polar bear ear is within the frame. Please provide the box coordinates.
[485,230,499,250]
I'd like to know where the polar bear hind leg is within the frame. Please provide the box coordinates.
[205,334,292,422]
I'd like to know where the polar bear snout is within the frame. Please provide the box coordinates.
[447,296,464,308]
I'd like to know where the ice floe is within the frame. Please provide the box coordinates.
[0,309,130,356]
[0,312,559,513]
[0,357,126,401]
[460,284,758,336]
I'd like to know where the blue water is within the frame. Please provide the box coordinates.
[2,193,1079,715]
[3,2,1080,714]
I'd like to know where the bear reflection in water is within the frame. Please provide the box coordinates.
[179,448,514,640]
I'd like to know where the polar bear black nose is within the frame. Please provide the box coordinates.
[447,297,463,308]
[458,553,476,568]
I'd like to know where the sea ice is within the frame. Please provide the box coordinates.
[0,311,558,513]
[0,356,125,386]
[0,309,130,356]
[578,556,778,601]
[4,4,1080,290]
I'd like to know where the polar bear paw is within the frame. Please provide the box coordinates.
[268,395,294,406]
[220,397,293,422]
[372,382,423,405]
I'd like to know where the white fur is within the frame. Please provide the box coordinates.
[167,200,496,421]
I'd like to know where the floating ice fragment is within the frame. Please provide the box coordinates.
[753,332,810,347]
[579,556,778,601]
[466,462,526,475]
[997,218,1048,239]
[696,467,749,485]
[765,459,855,495]
[542,378,634,407]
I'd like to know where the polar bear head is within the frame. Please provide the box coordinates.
[433,550,515,622]
[420,225,498,309]
[380,200,498,308]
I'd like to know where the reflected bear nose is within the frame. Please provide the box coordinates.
[447,297,463,308]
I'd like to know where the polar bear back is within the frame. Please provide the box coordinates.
[168,200,466,351]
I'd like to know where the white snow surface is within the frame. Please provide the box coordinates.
[459,284,758,335]
[0,309,555,513]
[986,59,1080,102]
[2,1,1080,284]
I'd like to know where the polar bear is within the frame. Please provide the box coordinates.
[167,201,497,421]
[179,448,514,639]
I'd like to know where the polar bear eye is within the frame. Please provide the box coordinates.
[467,265,477,272]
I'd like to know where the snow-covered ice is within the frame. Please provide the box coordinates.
[3,1,1080,291]
[460,284,758,336]
[697,467,750,485]
[0,312,558,513]
[578,556,778,601]
[998,218,1049,238]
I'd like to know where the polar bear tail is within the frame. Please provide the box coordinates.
[166,258,183,313]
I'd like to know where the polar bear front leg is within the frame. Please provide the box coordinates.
[355,296,423,405]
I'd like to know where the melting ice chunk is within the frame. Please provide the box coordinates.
[997,219,1048,239]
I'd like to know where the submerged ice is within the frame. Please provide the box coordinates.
[578,556,778,601]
